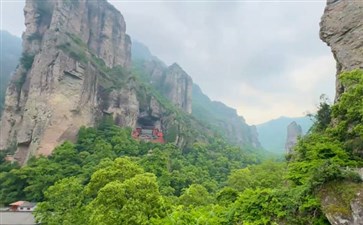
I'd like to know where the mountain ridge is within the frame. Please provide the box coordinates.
[132,41,261,149]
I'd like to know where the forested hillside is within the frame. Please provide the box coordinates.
[0,70,362,224]
[1,0,362,224]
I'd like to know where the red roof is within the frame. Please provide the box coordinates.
[10,201,26,206]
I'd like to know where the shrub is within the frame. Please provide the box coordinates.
[20,52,35,70]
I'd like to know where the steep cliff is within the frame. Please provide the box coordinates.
[319,1,363,224]
[319,179,363,225]
[285,121,302,154]
[135,62,192,114]
[132,41,261,149]
[0,0,215,164]
[132,41,192,114]
[320,0,363,101]
[163,63,192,114]
[0,0,134,164]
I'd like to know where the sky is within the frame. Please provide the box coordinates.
[0,0,336,125]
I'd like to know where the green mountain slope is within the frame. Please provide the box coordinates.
[192,84,260,148]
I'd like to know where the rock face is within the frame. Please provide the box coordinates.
[132,41,193,114]
[0,0,132,164]
[132,41,261,148]
[320,2,363,224]
[162,64,192,114]
[0,0,199,164]
[319,181,363,225]
[285,121,302,154]
[138,60,193,114]
[320,0,363,100]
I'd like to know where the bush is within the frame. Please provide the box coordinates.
[20,52,35,70]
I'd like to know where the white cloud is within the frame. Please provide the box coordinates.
[288,55,336,93]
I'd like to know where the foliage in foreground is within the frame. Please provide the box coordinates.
[0,70,362,224]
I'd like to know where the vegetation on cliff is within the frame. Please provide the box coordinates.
[1,70,362,224]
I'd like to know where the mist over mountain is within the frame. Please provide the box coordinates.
[0,30,22,114]
[131,40,162,63]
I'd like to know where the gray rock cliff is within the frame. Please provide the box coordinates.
[319,179,363,225]
[320,0,363,101]
[0,0,131,164]
[285,121,302,154]
[132,41,193,114]
[163,63,193,114]
[0,0,204,164]
[140,61,193,114]
[320,1,363,224]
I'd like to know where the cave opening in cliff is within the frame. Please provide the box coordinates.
[137,116,160,129]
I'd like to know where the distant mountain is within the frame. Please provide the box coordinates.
[0,30,22,114]
[256,116,313,154]
[192,84,260,148]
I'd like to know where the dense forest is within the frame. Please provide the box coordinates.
[1,70,362,224]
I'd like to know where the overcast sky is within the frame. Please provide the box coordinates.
[0,0,336,125]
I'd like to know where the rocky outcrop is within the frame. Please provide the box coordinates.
[320,0,363,100]
[135,59,193,114]
[0,0,134,164]
[319,181,363,225]
[0,0,201,164]
[132,42,261,149]
[132,41,192,114]
[320,2,363,224]
[285,121,302,154]
[103,87,139,127]
[163,63,192,114]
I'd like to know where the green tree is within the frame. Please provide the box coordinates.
[310,94,332,132]
[87,173,165,225]
[329,70,363,156]
[227,161,287,191]
[85,157,143,197]
[34,177,86,225]
[179,184,213,207]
